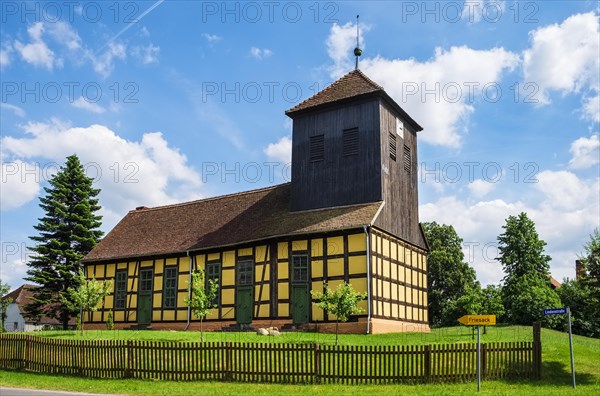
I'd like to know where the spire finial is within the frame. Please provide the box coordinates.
[354,15,362,70]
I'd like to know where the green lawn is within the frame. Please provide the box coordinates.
[1,325,599,395]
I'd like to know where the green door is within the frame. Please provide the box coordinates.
[138,269,153,326]
[292,285,309,324]
[236,288,253,324]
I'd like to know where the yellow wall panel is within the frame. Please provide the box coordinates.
[398,267,405,283]
[254,265,270,282]
[141,260,153,267]
[152,311,161,321]
[129,295,137,307]
[222,289,234,305]
[255,245,267,261]
[311,260,323,278]
[382,239,390,256]
[398,246,405,264]
[255,285,270,300]
[391,262,398,280]
[349,277,367,294]
[257,305,269,318]
[407,308,412,320]
[177,310,187,321]
[413,307,419,321]
[328,258,344,277]
[391,241,398,260]
[117,262,127,270]
[208,253,220,261]
[383,302,391,317]
[278,242,288,259]
[178,274,188,289]
[291,240,307,251]
[129,312,137,322]
[222,309,234,319]
[348,256,366,275]
[179,257,190,272]
[153,294,161,308]
[154,277,163,292]
[128,265,136,276]
[153,259,163,273]
[348,233,366,252]
[105,264,115,278]
[127,278,135,291]
[382,281,390,299]
[278,303,289,317]
[311,238,323,257]
[278,262,288,280]
[412,288,418,304]
[311,281,324,294]
[166,258,177,265]
[398,305,405,319]
[411,251,418,268]
[177,292,187,307]
[383,259,390,278]
[278,283,289,300]
[327,236,344,256]
[398,285,406,303]
[357,299,367,312]
[422,256,427,272]
[104,295,113,309]
[312,305,324,321]
[195,255,205,269]
[238,248,252,257]
[114,311,124,322]
[392,283,398,301]
[392,303,399,319]
[222,269,235,286]
[222,251,235,267]
[328,279,343,289]
[92,311,101,322]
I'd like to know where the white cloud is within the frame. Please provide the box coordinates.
[13,22,56,69]
[91,42,127,78]
[0,43,12,67]
[327,22,369,77]
[203,33,223,43]
[523,12,599,116]
[131,44,160,64]
[468,179,496,197]
[0,120,204,227]
[71,97,106,114]
[0,160,41,211]
[264,136,292,164]
[0,103,25,118]
[569,135,600,169]
[462,0,505,24]
[420,170,600,285]
[250,47,273,60]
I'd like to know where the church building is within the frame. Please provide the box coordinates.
[82,69,430,334]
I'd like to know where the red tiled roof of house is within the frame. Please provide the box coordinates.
[2,284,76,325]
[83,183,383,263]
[285,69,423,132]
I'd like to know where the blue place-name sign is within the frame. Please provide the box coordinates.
[544,308,567,315]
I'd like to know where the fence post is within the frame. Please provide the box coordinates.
[533,321,542,380]
[225,342,232,381]
[314,343,321,384]
[125,340,132,378]
[481,343,487,380]
[23,335,31,371]
[424,345,431,383]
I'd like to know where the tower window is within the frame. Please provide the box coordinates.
[389,132,397,161]
[310,135,325,161]
[403,144,411,173]
[343,128,359,156]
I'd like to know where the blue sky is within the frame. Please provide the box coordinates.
[1,1,599,289]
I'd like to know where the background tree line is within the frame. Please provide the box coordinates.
[424,215,599,338]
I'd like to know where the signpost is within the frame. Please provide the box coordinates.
[544,307,575,388]
[457,314,497,392]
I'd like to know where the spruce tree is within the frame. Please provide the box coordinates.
[25,154,103,329]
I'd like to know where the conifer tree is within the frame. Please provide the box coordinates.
[25,155,103,329]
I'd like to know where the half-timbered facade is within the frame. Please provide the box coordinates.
[83,70,430,333]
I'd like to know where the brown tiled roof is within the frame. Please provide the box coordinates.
[3,284,76,325]
[83,183,383,263]
[285,69,423,132]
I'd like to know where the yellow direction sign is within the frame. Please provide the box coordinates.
[458,315,496,326]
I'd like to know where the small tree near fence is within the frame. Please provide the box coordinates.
[62,270,111,335]
[185,269,219,342]
[311,282,367,345]
[0,280,13,332]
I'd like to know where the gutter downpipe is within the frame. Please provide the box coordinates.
[363,225,372,335]
[184,250,193,331]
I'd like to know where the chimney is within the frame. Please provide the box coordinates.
[135,206,148,211]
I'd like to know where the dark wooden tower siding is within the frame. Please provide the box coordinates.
[286,70,427,249]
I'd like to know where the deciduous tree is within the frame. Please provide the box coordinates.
[185,269,219,342]
[62,270,111,334]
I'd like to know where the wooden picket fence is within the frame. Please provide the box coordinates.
[0,332,541,384]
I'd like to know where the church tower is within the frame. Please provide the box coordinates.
[285,70,427,249]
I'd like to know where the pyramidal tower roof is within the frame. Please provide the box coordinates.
[285,69,422,131]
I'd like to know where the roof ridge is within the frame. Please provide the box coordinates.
[131,182,290,213]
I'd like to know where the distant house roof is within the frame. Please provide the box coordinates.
[2,284,75,326]
[83,183,383,263]
[548,275,561,289]
[285,69,423,132]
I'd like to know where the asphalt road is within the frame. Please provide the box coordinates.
[0,388,121,396]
